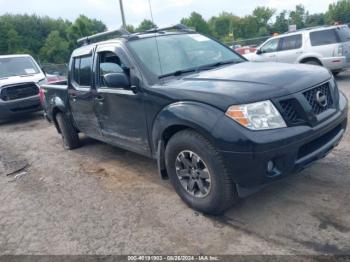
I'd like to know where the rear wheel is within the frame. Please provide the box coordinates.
[56,112,80,150]
[165,130,238,215]
[332,70,341,77]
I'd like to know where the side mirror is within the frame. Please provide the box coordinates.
[103,73,130,89]
[256,49,262,55]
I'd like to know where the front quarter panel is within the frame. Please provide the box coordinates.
[151,102,225,154]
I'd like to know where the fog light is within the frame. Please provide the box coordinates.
[267,161,274,173]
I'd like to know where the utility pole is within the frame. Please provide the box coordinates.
[119,0,127,29]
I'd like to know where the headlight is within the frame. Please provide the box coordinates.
[225,100,287,130]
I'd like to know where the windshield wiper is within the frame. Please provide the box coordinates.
[159,68,198,79]
[158,60,242,79]
[196,60,241,71]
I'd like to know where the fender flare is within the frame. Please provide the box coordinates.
[151,101,224,150]
[49,96,69,133]
[151,101,224,178]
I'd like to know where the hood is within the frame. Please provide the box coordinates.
[0,73,46,88]
[156,62,332,111]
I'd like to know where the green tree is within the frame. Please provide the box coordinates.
[289,5,308,30]
[209,12,236,40]
[125,24,135,33]
[67,15,106,48]
[136,19,156,32]
[253,7,276,26]
[39,31,70,63]
[7,29,21,53]
[306,13,326,27]
[326,0,350,24]
[273,11,289,33]
[0,14,106,63]
[181,12,211,35]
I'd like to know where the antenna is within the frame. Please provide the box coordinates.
[148,0,164,78]
[118,0,127,30]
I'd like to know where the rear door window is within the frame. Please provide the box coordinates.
[279,34,302,51]
[72,56,93,87]
[310,29,339,46]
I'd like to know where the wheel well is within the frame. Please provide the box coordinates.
[161,124,215,149]
[300,57,322,65]
[162,125,190,147]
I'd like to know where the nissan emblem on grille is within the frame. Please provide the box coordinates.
[315,90,328,108]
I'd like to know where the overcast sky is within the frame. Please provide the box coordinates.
[0,0,337,29]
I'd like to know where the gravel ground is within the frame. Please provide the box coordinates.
[0,71,349,255]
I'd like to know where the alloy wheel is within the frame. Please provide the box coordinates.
[175,150,211,198]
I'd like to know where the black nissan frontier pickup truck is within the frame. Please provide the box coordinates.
[40,25,348,214]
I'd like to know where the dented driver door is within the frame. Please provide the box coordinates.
[93,44,150,156]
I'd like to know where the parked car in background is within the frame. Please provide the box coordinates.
[235,46,257,55]
[244,25,350,75]
[40,25,347,214]
[46,74,67,83]
[0,54,45,122]
[42,63,68,83]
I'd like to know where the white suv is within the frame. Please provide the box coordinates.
[244,25,350,75]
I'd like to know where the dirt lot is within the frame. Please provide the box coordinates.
[0,71,350,256]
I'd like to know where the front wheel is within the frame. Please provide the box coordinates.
[165,130,238,215]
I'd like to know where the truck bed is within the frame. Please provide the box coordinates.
[41,80,68,90]
[40,80,69,121]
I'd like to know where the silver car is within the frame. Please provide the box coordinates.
[244,25,350,75]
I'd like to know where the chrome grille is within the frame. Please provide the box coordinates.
[303,82,333,115]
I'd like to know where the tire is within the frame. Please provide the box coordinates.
[165,130,238,215]
[332,71,341,77]
[303,60,321,66]
[56,112,80,150]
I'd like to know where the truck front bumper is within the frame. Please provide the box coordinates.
[0,95,42,121]
[215,93,348,189]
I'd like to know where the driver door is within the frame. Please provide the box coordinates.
[93,44,150,156]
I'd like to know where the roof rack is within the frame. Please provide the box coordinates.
[134,24,195,36]
[77,28,130,46]
[283,25,331,34]
[76,24,194,46]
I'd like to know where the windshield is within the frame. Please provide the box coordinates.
[0,56,40,78]
[128,33,244,78]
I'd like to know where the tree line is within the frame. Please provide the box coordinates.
[1,0,350,64]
